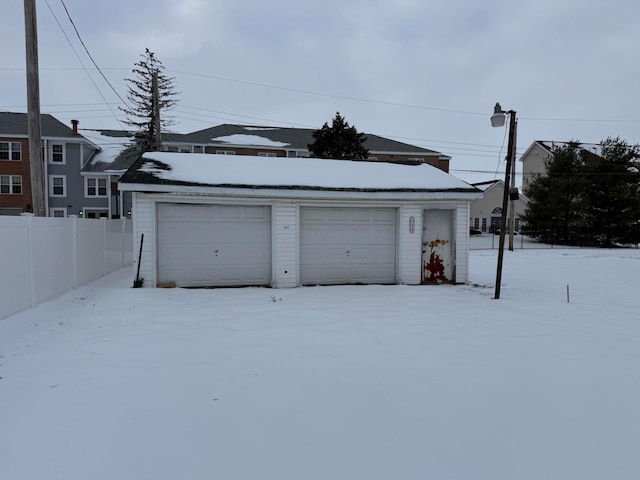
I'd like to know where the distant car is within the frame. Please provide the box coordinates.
[470,228,482,235]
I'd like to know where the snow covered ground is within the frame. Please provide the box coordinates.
[1,248,639,480]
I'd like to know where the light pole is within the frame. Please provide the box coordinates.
[490,102,517,299]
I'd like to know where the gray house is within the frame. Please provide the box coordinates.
[79,129,137,218]
[0,112,134,218]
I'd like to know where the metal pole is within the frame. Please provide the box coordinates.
[24,0,45,216]
[494,110,517,299]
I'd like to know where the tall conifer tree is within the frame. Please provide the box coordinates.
[121,48,177,152]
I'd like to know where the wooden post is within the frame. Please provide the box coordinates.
[24,0,45,216]
[508,119,518,251]
[152,69,162,151]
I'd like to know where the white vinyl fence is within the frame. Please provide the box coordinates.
[0,215,133,320]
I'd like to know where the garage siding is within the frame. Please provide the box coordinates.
[132,193,155,287]
[130,194,474,288]
[273,203,298,288]
[455,204,470,283]
[398,206,423,285]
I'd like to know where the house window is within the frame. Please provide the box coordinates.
[368,156,378,161]
[50,175,66,197]
[474,218,480,229]
[0,175,22,194]
[193,145,204,153]
[0,142,21,161]
[481,218,487,232]
[216,150,235,155]
[258,152,276,157]
[83,209,108,219]
[50,208,66,218]
[408,157,424,162]
[86,177,108,197]
[51,144,65,163]
[287,150,309,158]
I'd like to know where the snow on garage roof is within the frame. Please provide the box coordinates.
[120,152,479,193]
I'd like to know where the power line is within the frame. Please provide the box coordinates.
[56,0,130,111]
[168,69,490,117]
[5,63,640,125]
[43,0,125,130]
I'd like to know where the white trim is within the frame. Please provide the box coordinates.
[48,143,66,165]
[49,175,67,197]
[84,176,108,198]
[82,207,109,219]
[50,207,67,218]
[0,141,22,161]
[0,174,23,194]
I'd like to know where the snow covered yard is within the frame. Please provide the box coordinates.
[1,248,639,480]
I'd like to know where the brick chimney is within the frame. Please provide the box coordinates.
[71,119,79,135]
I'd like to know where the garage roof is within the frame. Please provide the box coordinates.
[119,152,479,194]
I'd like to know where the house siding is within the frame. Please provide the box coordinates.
[0,137,32,213]
[470,182,528,233]
[521,143,551,193]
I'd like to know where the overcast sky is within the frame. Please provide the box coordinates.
[2,0,638,183]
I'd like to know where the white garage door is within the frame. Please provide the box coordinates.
[300,207,397,285]
[157,203,271,287]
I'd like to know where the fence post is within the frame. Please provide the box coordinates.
[102,217,107,276]
[121,217,126,268]
[69,215,78,289]
[20,213,36,307]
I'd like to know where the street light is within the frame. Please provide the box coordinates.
[490,102,517,299]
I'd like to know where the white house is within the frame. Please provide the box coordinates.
[470,180,528,233]
[119,153,481,288]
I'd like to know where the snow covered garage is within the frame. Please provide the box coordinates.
[119,153,481,288]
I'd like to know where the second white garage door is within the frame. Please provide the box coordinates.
[300,207,397,285]
[157,203,271,287]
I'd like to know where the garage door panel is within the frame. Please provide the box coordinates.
[300,207,396,285]
[157,204,271,287]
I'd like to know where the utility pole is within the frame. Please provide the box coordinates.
[508,118,518,251]
[24,0,45,216]
[152,69,162,151]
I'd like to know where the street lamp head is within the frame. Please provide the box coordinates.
[491,102,506,128]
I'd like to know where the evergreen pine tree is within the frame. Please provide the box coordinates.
[308,112,369,160]
[520,142,590,245]
[584,137,640,246]
[120,48,177,152]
